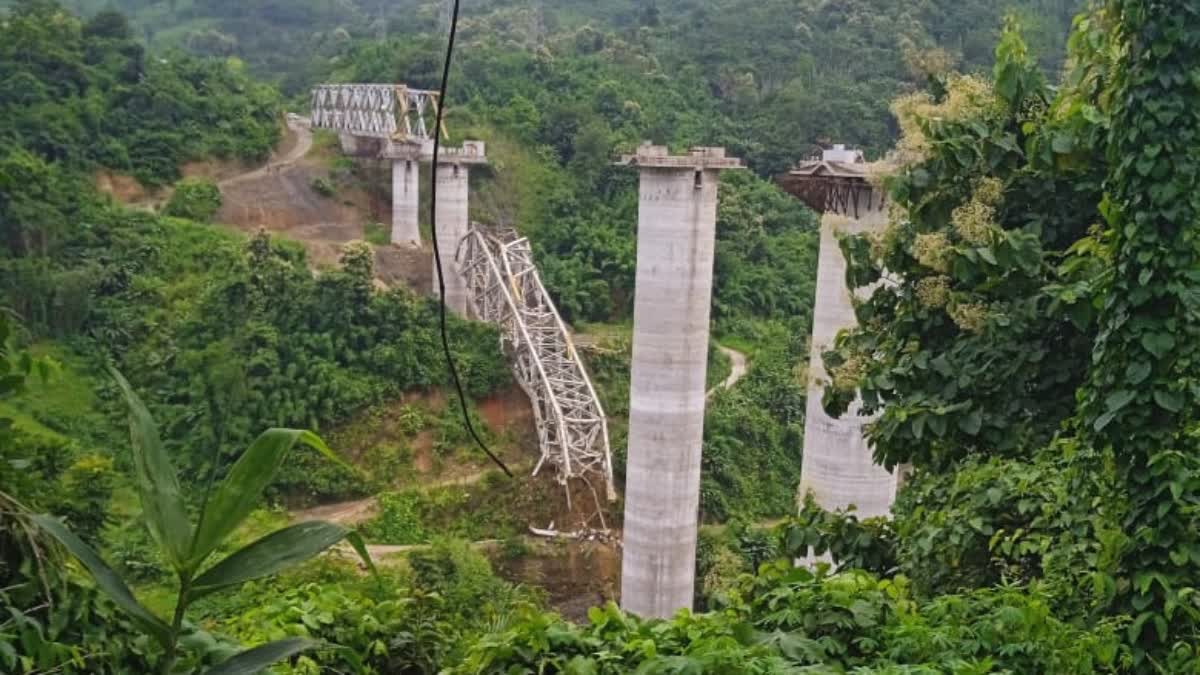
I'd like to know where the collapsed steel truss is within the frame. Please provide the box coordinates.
[310,84,439,141]
[460,227,615,502]
[777,175,883,218]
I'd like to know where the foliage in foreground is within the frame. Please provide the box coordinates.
[778,443,1120,621]
[458,565,1121,674]
[1075,0,1200,663]
[28,371,373,674]
[207,542,539,674]
[821,5,1200,666]
[821,19,1101,470]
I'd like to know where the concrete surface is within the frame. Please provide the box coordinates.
[621,147,742,619]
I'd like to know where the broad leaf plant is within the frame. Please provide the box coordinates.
[29,369,373,674]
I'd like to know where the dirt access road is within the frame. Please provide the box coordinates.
[708,345,749,397]
[220,114,314,186]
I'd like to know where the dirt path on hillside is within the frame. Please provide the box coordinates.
[210,117,433,291]
[708,345,749,398]
[290,461,531,528]
[219,116,314,187]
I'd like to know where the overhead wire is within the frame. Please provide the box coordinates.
[429,0,513,478]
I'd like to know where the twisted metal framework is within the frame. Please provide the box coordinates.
[460,227,616,502]
[310,84,440,141]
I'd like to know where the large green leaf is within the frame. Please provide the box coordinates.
[200,638,321,675]
[29,514,172,647]
[110,367,193,571]
[189,429,344,568]
[188,521,371,600]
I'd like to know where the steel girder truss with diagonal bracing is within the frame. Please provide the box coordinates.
[460,226,616,507]
[310,84,441,141]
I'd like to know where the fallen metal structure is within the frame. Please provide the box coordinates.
[459,226,615,503]
[310,84,440,141]
[777,144,886,218]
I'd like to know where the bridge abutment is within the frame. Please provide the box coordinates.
[617,145,743,619]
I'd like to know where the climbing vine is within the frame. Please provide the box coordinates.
[1078,0,1200,660]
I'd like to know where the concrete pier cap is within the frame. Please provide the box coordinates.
[617,143,745,170]
[381,136,488,253]
[381,139,488,164]
[617,142,742,619]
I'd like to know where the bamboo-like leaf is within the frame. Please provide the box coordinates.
[343,530,378,575]
[190,429,343,568]
[29,514,172,647]
[200,638,321,675]
[188,521,367,600]
[109,367,193,571]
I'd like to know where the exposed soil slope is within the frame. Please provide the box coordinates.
[216,118,433,292]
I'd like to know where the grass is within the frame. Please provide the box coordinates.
[307,130,340,160]
[713,333,763,363]
[364,221,391,246]
[0,402,60,439]
[4,343,118,452]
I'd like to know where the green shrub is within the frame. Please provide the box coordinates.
[781,495,898,576]
[310,176,335,198]
[364,491,429,544]
[163,178,222,222]
[271,443,368,505]
[891,444,1120,619]
[210,543,538,673]
[364,221,390,246]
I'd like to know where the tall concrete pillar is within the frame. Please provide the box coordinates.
[391,158,420,246]
[799,190,902,520]
[433,161,470,316]
[618,145,743,618]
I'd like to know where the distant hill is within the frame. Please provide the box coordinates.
[11,0,1081,167]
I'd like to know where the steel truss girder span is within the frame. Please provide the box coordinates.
[310,84,439,141]
[460,227,615,501]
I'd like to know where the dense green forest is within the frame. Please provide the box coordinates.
[5,0,1200,672]
[43,0,1083,172]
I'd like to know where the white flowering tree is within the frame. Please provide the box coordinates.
[821,20,1109,471]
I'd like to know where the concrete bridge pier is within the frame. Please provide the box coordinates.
[617,145,743,619]
[780,146,906,544]
[799,203,902,521]
[434,162,470,315]
[432,141,487,317]
[391,158,421,246]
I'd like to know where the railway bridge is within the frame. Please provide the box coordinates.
[315,82,756,620]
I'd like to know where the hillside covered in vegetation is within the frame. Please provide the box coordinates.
[6,0,1200,673]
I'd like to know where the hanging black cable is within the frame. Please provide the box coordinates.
[430,0,513,478]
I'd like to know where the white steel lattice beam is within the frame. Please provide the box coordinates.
[310,84,441,141]
[460,226,615,503]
